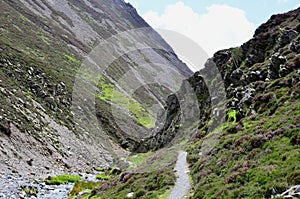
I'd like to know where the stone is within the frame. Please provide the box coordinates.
[289,40,299,52]
[0,121,11,136]
[26,159,33,166]
[126,192,134,198]
[19,193,25,199]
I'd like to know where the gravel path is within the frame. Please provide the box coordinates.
[169,151,190,199]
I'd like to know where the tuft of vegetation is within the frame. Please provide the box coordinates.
[126,152,153,169]
[227,110,237,124]
[287,170,300,185]
[45,174,82,185]
[68,181,101,199]
[95,173,111,181]
[22,187,38,197]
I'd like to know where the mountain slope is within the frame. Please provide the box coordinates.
[0,0,192,177]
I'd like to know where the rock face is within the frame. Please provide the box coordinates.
[0,0,192,176]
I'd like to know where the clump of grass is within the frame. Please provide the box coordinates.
[68,181,101,199]
[287,170,300,185]
[45,174,81,185]
[64,53,80,63]
[95,173,111,180]
[94,167,105,172]
[227,110,237,124]
[22,187,38,197]
[158,188,172,199]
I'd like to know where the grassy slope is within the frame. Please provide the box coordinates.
[187,9,300,198]
[188,78,300,198]
[68,149,178,199]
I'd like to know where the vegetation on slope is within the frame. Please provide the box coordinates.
[97,77,155,128]
[68,148,178,199]
[188,83,300,198]
[186,8,300,198]
[45,174,82,185]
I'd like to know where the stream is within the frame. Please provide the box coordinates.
[0,174,73,199]
[169,151,191,199]
[0,152,191,199]
[0,173,99,199]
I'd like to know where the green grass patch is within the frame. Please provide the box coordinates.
[64,53,80,63]
[68,181,101,199]
[158,188,172,199]
[126,152,153,169]
[227,110,237,124]
[97,78,156,128]
[45,174,82,185]
[94,167,105,172]
[95,173,111,180]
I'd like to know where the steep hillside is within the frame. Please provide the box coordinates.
[186,8,300,198]
[0,0,192,178]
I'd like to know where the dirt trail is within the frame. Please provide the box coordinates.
[169,151,190,199]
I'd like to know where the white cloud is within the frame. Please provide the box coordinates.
[142,2,255,56]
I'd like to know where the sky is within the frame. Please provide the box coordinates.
[124,0,300,60]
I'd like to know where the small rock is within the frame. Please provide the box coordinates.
[19,193,25,199]
[26,159,33,166]
[18,98,24,105]
[126,192,134,198]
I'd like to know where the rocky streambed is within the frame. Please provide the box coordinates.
[0,151,189,199]
[0,175,71,199]
[0,173,99,199]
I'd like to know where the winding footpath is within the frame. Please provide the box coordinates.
[169,151,191,199]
